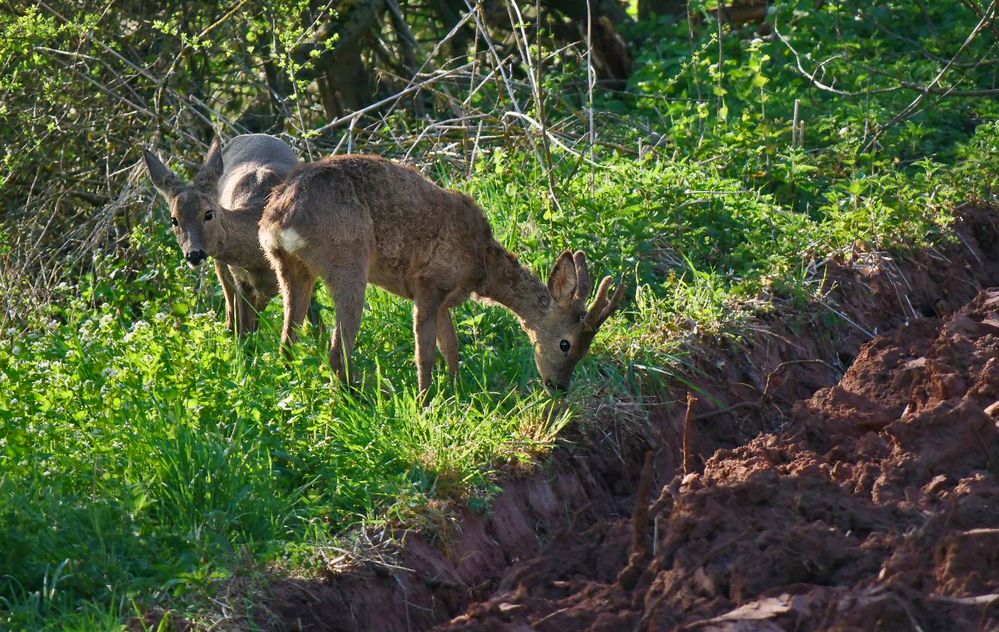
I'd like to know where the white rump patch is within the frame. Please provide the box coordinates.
[258,225,281,252]
[259,225,306,253]
[281,227,307,253]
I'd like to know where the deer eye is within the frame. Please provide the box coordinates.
[559,339,570,354]
[170,217,178,227]
[204,210,214,221]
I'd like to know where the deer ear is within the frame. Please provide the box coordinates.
[548,250,577,305]
[194,136,224,193]
[143,149,183,199]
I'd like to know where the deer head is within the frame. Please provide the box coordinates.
[531,250,626,391]
[143,138,225,268]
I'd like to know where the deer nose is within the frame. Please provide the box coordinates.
[544,379,568,393]
[186,250,207,266]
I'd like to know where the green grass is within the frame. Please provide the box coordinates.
[0,250,581,628]
[3,1,999,628]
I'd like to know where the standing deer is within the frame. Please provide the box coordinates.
[260,155,625,393]
[143,134,319,334]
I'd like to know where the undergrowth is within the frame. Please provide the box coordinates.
[2,1,999,628]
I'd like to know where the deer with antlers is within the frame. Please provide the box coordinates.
[259,154,625,393]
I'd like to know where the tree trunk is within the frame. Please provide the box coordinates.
[298,0,388,118]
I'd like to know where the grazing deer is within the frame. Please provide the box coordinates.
[260,155,625,393]
[144,134,320,334]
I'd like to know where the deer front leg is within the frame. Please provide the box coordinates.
[326,263,367,385]
[414,289,446,395]
[214,261,236,331]
[436,307,459,378]
[271,252,315,354]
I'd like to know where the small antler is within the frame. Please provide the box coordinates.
[584,275,626,330]
[572,250,592,302]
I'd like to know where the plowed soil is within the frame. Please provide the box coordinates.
[442,288,999,632]
[250,206,999,632]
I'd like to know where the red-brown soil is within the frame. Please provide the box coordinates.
[253,205,999,632]
[442,288,999,631]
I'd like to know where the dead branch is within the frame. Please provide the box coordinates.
[682,392,699,475]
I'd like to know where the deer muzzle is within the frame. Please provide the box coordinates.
[185,249,208,267]
[544,378,569,393]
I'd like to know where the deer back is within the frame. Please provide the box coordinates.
[219,134,299,212]
[263,155,494,296]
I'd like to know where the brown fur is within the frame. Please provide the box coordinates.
[260,154,625,392]
[144,134,321,335]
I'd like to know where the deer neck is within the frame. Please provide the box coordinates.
[212,206,264,269]
[477,241,551,333]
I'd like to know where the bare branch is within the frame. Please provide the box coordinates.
[864,0,997,151]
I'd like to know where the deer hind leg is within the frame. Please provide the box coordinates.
[323,259,368,386]
[214,261,236,331]
[436,307,459,378]
[234,279,261,335]
[270,251,316,352]
[241,289,270,334]
[252,290,271,317]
